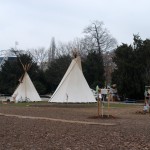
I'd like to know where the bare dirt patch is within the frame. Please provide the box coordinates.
[0,103,150,150]
[88,114,118,119]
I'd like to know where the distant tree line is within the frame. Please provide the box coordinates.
[0,51,106,95]
[0,20,116,96]
[0,20,149,100]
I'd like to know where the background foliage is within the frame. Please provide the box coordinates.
[1,20,150,100]
[112,35,150,99]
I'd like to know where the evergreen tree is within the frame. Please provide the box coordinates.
[112,35,150,99]
[0,53,48,94]
[83,51,105,89]
[45,55,71,92]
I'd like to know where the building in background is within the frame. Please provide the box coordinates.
[0,49,17,70]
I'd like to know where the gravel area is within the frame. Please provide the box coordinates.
[0,103,150,150]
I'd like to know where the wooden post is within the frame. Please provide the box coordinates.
[97,98,100,116]
[97,89,102,117]
[101,99,103,118]
[107,91,110,117]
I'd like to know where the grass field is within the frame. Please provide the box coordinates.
[0,100,141,108]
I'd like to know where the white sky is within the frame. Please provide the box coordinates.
[0,0,150,50]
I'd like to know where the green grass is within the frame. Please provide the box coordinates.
[0,101,140,108]
[0,101,48,107]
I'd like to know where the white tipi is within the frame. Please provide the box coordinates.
[49,56,96,103]
[12,64,41,102]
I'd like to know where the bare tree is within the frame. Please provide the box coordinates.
[67,38,88,58]
[31,47,48,70]
[83,20,117,53]
[55,42,71,57]
[103,51,116,85]
[56,38,88,60]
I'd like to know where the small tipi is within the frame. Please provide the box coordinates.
[49,56,96,103]
[12,64,41,102]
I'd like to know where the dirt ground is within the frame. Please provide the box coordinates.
[0,103,150,150]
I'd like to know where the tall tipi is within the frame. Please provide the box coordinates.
[49,56,96,103]
[12,64,41,102]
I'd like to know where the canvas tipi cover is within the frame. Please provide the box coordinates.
[49,56,96,103]
[12,72,41,102]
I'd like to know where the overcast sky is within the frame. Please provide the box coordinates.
[0,0,150,50]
